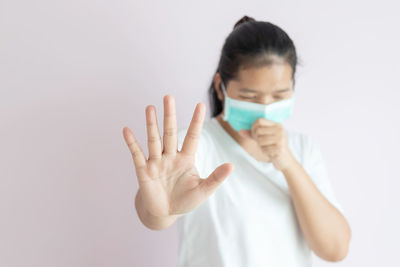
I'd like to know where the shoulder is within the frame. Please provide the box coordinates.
[285,128,308,156]
[284,128,322,164]
[286,128,318,149]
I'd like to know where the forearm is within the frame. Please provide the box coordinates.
[135,189,179,231]
[281,158,351,262]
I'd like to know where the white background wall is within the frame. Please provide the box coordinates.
[1,0,399,266]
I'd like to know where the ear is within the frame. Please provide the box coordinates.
[214,72,224,101]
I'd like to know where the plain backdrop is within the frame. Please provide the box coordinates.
[1,0,399,266]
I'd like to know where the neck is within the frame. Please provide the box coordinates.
[216,113,253,145]
[215,113,272,162]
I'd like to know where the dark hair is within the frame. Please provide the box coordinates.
[208,15,299,117]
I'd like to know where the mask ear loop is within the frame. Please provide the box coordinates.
[220,80,229,121]
[220,80,226,97]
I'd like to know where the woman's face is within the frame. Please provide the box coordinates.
[216,62,294,106]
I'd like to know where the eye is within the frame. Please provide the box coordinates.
[240,95,256,99]
[240,95,285,101]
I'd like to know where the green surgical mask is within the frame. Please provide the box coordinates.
[221,81,295,131]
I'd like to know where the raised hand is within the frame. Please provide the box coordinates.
[240,118,296,171]
[123,95,234,221]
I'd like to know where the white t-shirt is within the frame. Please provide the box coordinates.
[176,117,345,267]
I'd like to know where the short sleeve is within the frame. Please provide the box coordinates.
[303,135,345,216]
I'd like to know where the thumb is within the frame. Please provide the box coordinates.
[197,163,234,197]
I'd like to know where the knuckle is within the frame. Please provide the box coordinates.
[186,131,199,140]
[128,140,139,152]
[148,155,162,160]
[164,127,176,137]
[127,142,135,149]
[132,149,140,158]
[148,135,161,143]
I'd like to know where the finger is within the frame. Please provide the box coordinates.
[197,163,234,197]
[122,126,147,170]
[163,95,177,155]
[253,126,276,137]
[180,102,205,156]
[261,144,278,157]
[255,117,276,126]
[257,135,278,146]
[146,105,162,160]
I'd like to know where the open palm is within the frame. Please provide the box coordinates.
[123,95,234,218]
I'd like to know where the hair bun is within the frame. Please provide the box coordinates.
[233,15,256,29]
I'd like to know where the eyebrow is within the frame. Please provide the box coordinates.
[239,88,290,93]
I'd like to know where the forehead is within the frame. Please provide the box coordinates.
[234,63,293,91]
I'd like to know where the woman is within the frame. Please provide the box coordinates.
[123,15,351,267]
